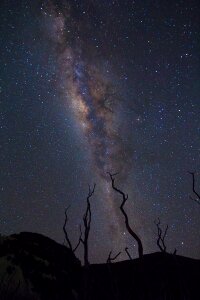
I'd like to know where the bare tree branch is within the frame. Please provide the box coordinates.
[63,205,73,251]
[80,183,96,266]
[107,250,121,263]
[189,171,200,205]
[154,218,168,253]
[108,172,143,259]
[125,247,132,260]
[73,225,83,253]
[63,206,82,253]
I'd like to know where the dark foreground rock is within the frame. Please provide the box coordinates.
[0,232,81,299]
[0,232,199,299]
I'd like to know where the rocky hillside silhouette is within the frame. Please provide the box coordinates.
[0,232,81,299]
[0,232,199,300]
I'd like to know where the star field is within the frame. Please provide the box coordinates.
[0,0,200,263]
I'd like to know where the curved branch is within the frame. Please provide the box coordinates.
[189,171,200,204]
[108,172,143,259]
[63,205,73,251]
[63,206,82,253]
[125,247,132,260]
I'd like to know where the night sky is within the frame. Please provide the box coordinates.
[1,0,200,263]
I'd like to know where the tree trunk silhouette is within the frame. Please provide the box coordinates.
[80,184,96,266]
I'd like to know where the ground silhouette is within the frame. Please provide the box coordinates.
[0,232,199,299]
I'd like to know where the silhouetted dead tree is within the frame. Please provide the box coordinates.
[63,205,82,253]
[125,247,132,260]
[80,184,96,266]
[154,218,168,252]
[189,171,200,205]
[107,250,121,263]
[108,172,143,259]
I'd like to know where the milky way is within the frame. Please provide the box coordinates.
[42,1,134,240]
[1,0,200,263]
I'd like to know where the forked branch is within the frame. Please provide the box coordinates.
[154,218,168,252]
[107,250,121,263]
[63,206,82,253]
